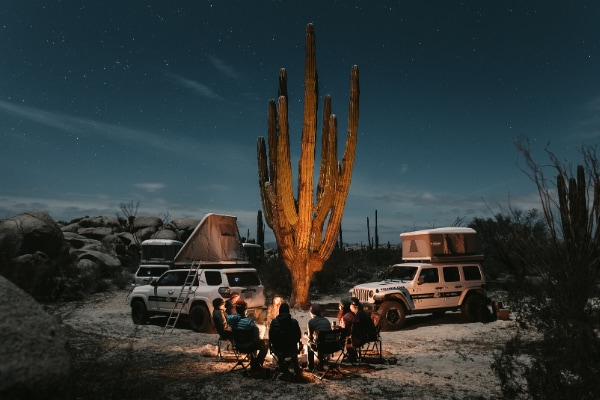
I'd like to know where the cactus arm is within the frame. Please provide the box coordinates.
[296,23,319,251]
[318,65,360,260]
[310,108,338,251]
[257,136,274,229]
[276,94,299,227]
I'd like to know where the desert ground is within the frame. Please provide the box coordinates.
[47,289,514,400]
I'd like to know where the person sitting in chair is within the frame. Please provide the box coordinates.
[307,303,331,371]
[346,297,377,362]
[212,297,233,341]
[233,300,268,372]
[268,303,302,379]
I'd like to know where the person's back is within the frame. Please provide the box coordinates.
[232,300,267,371]
[269,303,301,355]
[269,303,302,380]
[308,305,331,339]
[226,312,242,330]
[353,309,376,346]
[306,303,332,371]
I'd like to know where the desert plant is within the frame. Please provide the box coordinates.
[256,24,359,308]
[491,141,600,399]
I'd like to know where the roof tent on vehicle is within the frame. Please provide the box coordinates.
[173,213,248,265]
[400,227,483,262]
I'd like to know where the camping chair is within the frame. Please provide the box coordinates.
[352,312,383,369]
[229,328,259,373]
[310,329,347,380]
[212,315,234,361]
[269,338,302,382]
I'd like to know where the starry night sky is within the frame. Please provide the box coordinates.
[1,1,599,245]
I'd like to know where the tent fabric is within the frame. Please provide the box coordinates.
[174,213,247,263]
[401,227,482,261]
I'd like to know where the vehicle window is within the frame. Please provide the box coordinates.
[463,265,482,281]
[419,268,439,283]
[136,267,168,277]
[226,272,261,286]
[443,266,460,282]
[157,271,187,286]
[205,271,222,286]
[387,266,418,280]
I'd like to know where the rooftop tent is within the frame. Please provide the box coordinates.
[173,213,247,264]
[400,227,483,262]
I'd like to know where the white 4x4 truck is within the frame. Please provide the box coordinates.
[350,227,489,330]
[128,214,266,332]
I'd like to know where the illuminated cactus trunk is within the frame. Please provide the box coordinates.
[257,24,359,308]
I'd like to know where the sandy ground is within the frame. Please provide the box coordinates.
[48,289,515,399]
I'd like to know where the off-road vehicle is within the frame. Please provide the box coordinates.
[350,227,489,330]
[129,265,265,332]
[128,213,266,332]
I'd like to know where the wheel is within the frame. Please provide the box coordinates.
[461,294,489,322]
[378,300,406,331]
[189,304,210,332]
[131,300,149,325]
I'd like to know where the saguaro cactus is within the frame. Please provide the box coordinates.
[257,24,359,308]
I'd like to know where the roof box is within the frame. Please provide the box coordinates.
[400,227,483,262]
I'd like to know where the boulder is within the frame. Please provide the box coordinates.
[3,252,57,298]
[115,232,137,246]
[135,226,157,241]
[0,212,68,299]
[171,218,201,231]
[72,250,121,269]
[78,216,122,229]
[132,216,162,230]
[59,222,80,233]
[0,211,66,261]
[151,229,179,240]
[77,227,114,241]
[63,232,102,250]
[0,276,70,399]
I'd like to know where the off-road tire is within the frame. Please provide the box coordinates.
[378,300,406,331]
[461,294,488,322]
[189,304,210,332]
[131,300,149,325]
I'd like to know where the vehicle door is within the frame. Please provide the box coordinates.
[440,266,462,307]
[412,267,445,308]
[148,270,188,312]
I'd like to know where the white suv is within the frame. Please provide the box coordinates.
[350,227,489,330]
[128,265,265,332]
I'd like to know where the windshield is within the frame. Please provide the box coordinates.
[386,266,418,281]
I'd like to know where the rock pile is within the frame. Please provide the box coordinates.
[0,210,201,300]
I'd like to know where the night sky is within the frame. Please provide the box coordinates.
[1,1,599,245]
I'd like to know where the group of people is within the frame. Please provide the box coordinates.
[212,293,270,373]
[212,293,375,377]
[307,297,376,368]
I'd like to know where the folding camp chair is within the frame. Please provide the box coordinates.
[356,312,383,366]
[213,315,234,361]
[229,328,259,373]
[310,329,347,380]
[269,341,302,382]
